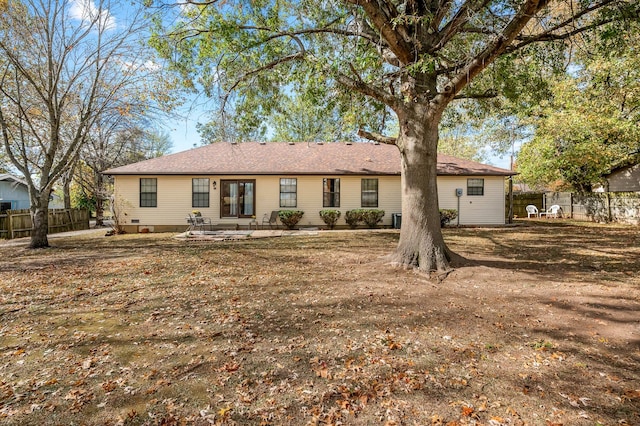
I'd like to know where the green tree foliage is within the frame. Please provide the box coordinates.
[197,106,267,143]
[271,93,351,142]
[0,149,9,173]
[517,28,640,192]
[437,115,491,162]
[152,0,638,272]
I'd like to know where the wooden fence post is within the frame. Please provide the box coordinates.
[8,211,14,239]
[68,209,75,231]
[569,192,573,219]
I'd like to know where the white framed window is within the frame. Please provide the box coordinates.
[467,178,484,196]
[192,178,210,208]
[361,178,378,207]
[280,178,297,207]
[140,178,157,207]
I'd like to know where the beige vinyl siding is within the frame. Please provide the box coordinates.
[114,174,402,228]
[115,175,213,227]
[113,174,505,228]
[255,175,400,227]
[437,176,506,225]
[291,176,401,227]
[607,164,640,192]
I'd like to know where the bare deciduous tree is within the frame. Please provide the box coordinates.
[0,0,148,248]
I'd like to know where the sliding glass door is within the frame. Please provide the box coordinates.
[221,180,255,218]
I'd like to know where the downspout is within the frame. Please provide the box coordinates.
[508,176,513,224]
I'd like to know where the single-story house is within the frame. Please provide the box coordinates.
[0,173,64,212]
[103,141,515,232]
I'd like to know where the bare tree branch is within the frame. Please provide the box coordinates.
[445,0,552,99]
[173,19,386,50]
[181,0,220,4]
[344,0,414,64]
[357,128,397,145]
[432,0,493,53]
[453,89,498,100]
[222,51,306,110]
[432,0,455,33]
[524,0,619,40]
[336,68,398,109]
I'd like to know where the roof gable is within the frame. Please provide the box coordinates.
[0,173,28,187]
[104,142,515,177]
[606,155,640,177]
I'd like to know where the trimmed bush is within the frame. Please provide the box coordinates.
[319,209,341,229]
[439,209,458,227]
[278,210,304,229]
[345,209,363,229]
[361,209,385,228]
[345,209,386,229]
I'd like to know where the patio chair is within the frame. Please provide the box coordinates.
[262,210,279,229]
[195,215,212,230]
[186,214,197,232]
[540,204,562,219]
[187,213,213,232]
[526,205,539,218]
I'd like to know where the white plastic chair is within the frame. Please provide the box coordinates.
[526,205,539,218]
[540,205,562,218]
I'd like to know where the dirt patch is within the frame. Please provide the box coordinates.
[0,223,638,425]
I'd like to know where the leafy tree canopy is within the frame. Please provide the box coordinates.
[517,26,640,191]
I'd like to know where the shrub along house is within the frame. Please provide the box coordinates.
[103,141,515,232]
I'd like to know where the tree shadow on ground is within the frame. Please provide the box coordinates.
[1,226,639,425]
[446,223,640,284]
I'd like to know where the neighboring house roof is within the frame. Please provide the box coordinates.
[607,154,640,173]
[0,173,28,186]
[104,141,515,176]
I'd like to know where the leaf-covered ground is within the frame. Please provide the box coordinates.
[0,223,638,425]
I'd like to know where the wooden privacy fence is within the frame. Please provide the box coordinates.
[509,192,639,225]
[508,193,544,219]
[556,192,640,225]
[0,208,90,239]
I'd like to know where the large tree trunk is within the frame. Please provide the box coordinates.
[29,192,50,249]
[392,103,451,273]
[95,197,104,227]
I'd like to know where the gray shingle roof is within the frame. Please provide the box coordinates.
[104,142,515,176]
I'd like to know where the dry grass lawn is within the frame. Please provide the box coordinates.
[0,222,639,425]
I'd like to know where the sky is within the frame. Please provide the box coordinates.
[169,115,201,153]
